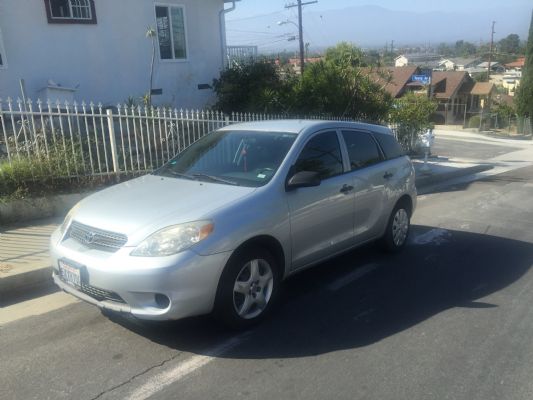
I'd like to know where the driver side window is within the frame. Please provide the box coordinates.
[294,131,343,180]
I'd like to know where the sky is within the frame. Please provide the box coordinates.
[227,0,532,20]
[226,0,532,52]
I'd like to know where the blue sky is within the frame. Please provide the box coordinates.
[226,1,531,52]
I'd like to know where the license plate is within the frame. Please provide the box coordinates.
[59,260,81,287]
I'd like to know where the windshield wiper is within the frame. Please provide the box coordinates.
[192,173,239,186]
[156,170,196,180]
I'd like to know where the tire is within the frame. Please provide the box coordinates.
[381,202,410,253]
[214,246,280,329]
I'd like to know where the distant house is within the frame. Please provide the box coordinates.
[0,0,238,107]
[430,71,490,124]
[286,57,322,74]
[394,54,442,68]
[439,57,480,71]
[476,61,505,73]
[504,57,525,72]
[368,66,423,98]
[469,82,496,110]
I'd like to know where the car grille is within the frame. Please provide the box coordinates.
[66,221,128,252]
[79,282,126,303]
[58,275,126,304]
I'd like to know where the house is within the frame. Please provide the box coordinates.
[476,61,505,73]
[394,53,442,69]
[368,66,423,98]
[439,57,480,71]
[504,57,525,72]
[0,0,239,107]
[431,71,475,124]
[469,81,496,110]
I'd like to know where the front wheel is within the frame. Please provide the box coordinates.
[214,246,280,329]
[381,203,410,252]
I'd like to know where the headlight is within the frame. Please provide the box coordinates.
[131,221,214,257]
[58,210,75,236]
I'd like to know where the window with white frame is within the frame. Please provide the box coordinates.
[44,0,97,24]
[155,5,187,60]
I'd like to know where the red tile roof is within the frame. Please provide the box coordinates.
[505,57,525,68]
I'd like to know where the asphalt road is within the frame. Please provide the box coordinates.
[431,137,520,160]
[2,165,533,400]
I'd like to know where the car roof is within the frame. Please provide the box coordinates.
[217,119,393,135]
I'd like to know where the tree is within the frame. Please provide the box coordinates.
[295,43,392,121]
[455,40,477,57]
[389,93,438,153]
[516,10,533,118]
[212,59,297,114]
[498,34,521,55]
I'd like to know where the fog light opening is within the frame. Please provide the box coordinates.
[154,294,170,309]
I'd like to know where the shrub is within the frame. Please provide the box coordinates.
[0,139,91,200]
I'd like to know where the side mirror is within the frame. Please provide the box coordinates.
[286,170,321,191]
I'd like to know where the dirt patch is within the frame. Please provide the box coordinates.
[0,263,14,273]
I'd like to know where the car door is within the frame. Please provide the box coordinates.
[341,130,388,242]
[286,130,355,270]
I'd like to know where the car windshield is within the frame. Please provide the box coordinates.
[154,130,297,187]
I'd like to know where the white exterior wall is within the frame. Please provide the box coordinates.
[0,0,225,108]
[395,55,408,67]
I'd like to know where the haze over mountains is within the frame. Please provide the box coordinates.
[226,4,531,52]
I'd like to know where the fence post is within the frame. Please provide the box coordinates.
[106,109,120,181]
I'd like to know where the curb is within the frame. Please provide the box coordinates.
[0,265,54,306]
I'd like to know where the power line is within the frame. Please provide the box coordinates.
[285,0,318,74]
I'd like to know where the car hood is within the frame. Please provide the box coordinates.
[71,174,257,245]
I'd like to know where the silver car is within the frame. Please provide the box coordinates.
[50,120,416,328]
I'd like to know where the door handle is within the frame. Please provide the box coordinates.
[383,172,394,179]
[340,184,354,194]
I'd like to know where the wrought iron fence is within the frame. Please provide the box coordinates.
[0,97,357,181]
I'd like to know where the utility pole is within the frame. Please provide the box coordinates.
[285,0,317,75]
[487,21,496,81]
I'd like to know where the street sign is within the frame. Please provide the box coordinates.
[411,75,431,85]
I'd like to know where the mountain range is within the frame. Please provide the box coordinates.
[226,5,531,52]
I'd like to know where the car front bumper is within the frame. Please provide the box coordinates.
[50,228,232,321]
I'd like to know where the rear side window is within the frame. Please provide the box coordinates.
[373,132,404,160]
[341,131,381,170]
[294,131,343,180]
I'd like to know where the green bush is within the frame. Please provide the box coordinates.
[468,115,481,128]
[389,93,437,153]
[0,140,90,200]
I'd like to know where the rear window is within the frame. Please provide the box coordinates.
[373,132,404,160]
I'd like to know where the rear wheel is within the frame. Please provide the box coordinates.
[381,202,410,252]
[214,246,280,329]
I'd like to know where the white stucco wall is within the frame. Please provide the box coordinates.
[0,0,225,108]
[395,55,408,67]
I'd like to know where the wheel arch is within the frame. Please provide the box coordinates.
[396,194,414,217]
[229,235,287,278]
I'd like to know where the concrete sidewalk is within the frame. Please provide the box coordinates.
[0,149,525,305]
[0,218,61,304]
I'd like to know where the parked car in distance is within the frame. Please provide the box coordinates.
[50,120,416,328]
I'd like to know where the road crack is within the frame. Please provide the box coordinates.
[89,352,182,400]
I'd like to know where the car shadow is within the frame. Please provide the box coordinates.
[105,225,533,359]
